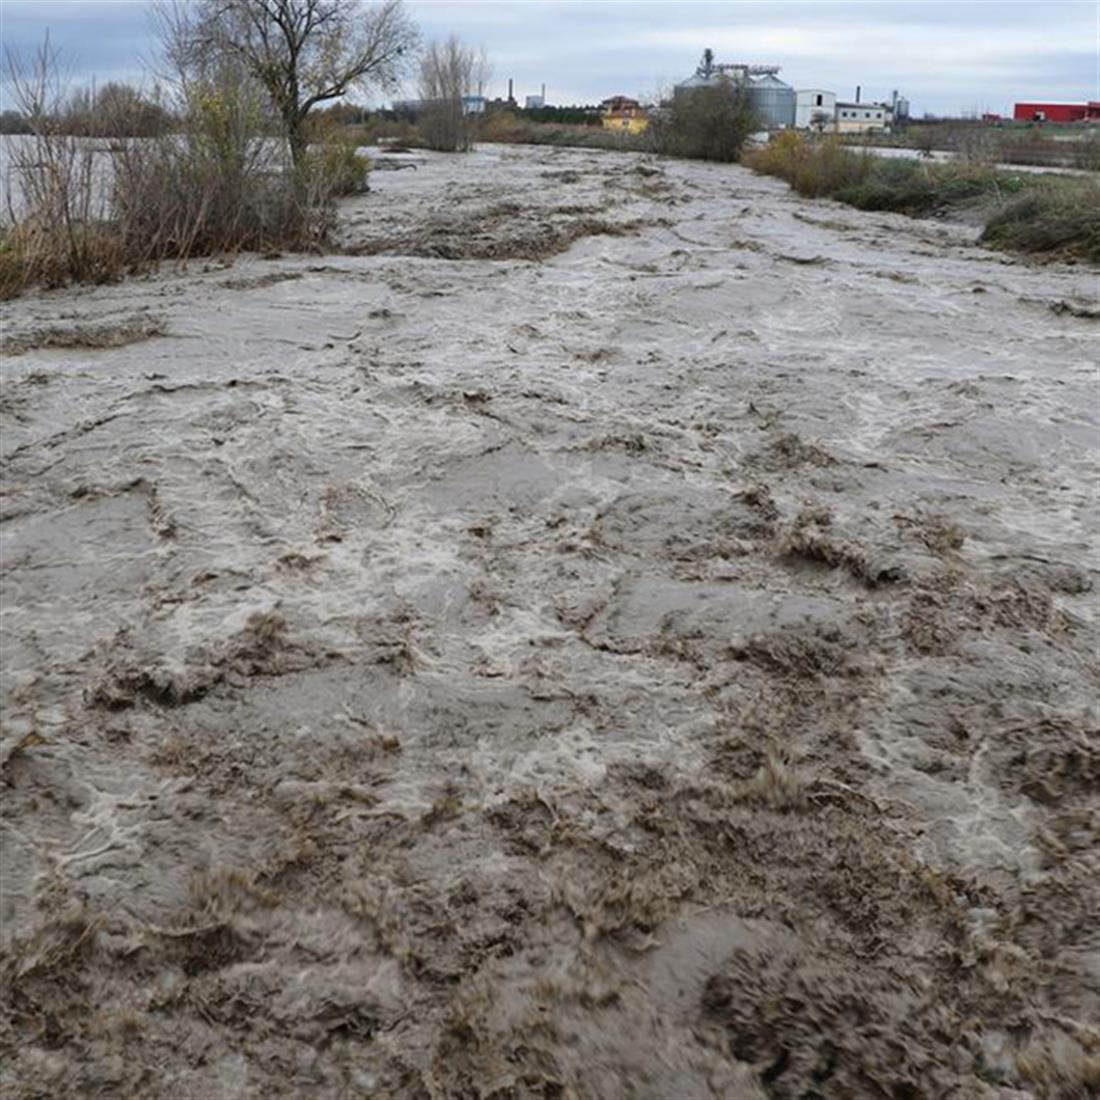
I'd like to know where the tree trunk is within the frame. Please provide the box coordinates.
[286,111,306,168]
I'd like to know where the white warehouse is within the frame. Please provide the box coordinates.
[836,102,890,133]
[795,90,837,130]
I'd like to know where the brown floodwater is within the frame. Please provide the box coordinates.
[1,144,1098,1098]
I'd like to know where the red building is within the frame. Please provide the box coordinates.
[1013,101,1100,123]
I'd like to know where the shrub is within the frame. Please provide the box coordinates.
[479,110,527,144]
[107,71,332,264]
[0,109,31,134]
[418,101,476,153]
[741,128,807,177]
[650,77,757,163]
[475,113,650,152]
[1071,132,1100,172]
[743,133,872,197]
[980,183,1100,263]
[0,220,125,298]
[796,138,872,196]
[832,160,994,215]
[359,116,419,147]
[301,142,371,196]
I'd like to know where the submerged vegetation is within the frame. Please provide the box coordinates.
[744,131,1100,263]
[0,69,355,298]
[0,0,405,298]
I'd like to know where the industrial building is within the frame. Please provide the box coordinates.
[392,96,486,117]
[1013,101,1100,123]
[674,50,796,129]
[835,101,890,134]
[525,84,549,111]
[673,53,913,134]
[795,90,837,130]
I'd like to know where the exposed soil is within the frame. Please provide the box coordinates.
[1,144,1098,1099]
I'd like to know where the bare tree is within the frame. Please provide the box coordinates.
[417,36,487,152]
[168,0,418,165]
[3,34,105,272]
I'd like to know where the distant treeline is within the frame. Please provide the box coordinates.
[382,103,604,127]
[521,106,603,126]
[0,82,611,139]
[1,82,173,137]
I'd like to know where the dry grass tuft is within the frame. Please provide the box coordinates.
[85,611,299,711]
[737,753,809,812]
[1015,1028,1100,1096]
[731,628,850,678]
[772,433,836,467]
[3,904,101,984]
[779,507,904,587]
[149,919,251,977]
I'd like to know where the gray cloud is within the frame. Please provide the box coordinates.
[2,0,1097,116]
[2,1,153,93]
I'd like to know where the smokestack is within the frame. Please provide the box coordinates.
[856,85,861,103]
[541,82,546,101]
[508,77,514,103]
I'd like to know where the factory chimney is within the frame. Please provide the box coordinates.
[507,77,514,103]
[541,82,546,101]
[856,85,861,103]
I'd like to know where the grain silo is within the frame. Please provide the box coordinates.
[674,51,796,130]
[749,73,796,129]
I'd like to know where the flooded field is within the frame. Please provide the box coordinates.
[1,143,1098,1098]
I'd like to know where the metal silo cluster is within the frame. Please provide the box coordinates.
[747,73,796,130]
[674,51,797,130]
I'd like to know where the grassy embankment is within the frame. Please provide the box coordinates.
[744,132,1100,263]
[481,113,650,152]
[841,123,1100,172]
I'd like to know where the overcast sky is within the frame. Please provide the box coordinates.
[1,0,1097,116]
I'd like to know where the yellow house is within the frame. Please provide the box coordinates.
[600,95,650,135]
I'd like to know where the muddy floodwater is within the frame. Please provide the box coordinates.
[1,144,1098,1098]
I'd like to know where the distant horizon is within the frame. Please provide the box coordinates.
[1,1,1097,119]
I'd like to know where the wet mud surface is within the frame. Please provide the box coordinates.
[1,145,1098,1098]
